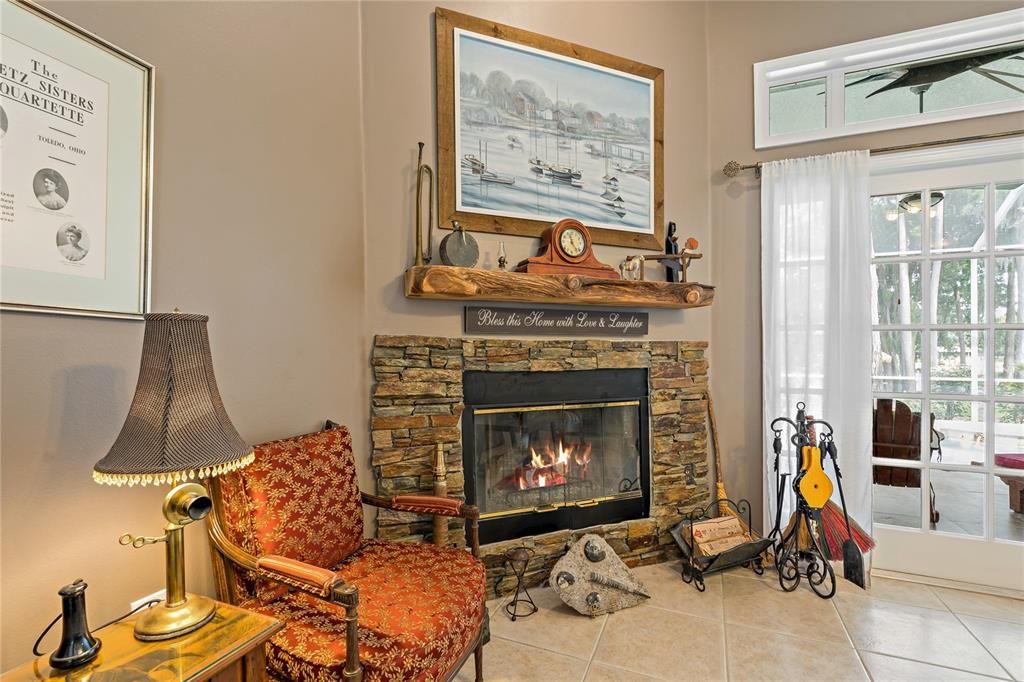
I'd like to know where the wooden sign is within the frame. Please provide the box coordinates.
[465,306,648,337]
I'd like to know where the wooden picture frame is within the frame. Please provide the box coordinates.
[0,0,154,319]
[435,8,664,251]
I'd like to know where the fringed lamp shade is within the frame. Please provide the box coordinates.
[94,312,253,487]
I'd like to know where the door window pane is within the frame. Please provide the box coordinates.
[769,77,827,136]
[933,258,986,324]
[873,330,921,392]
[994,474,1024,543]
[995,402,1024,456]
[994,331,1024,398]
[930,400,985,467]
[995,181,1024,250]
[872,481,921,529]
[873,398,925,464]
[931,331,986,395]
[872,194,923,256]
[930,469,984,536]
[932,186,986,254]
[873,262,922,325]
[993,257,1024,323]
[845,42,1024,125]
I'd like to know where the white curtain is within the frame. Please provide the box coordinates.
[761,150,873,541]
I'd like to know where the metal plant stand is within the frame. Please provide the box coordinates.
[502,547,537,621]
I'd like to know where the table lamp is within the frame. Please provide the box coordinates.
[93,312,253,641]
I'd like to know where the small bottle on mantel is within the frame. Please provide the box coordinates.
[497,241,508,271]
[665,221,679,283]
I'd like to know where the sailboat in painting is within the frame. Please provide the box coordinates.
[455,27,653,231]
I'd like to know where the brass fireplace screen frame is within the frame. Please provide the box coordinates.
[472,399,643,520]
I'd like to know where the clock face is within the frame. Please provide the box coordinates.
[559,227,587,258]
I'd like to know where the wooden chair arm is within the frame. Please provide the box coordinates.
[361,492,481,558]
[257,555,346,599]
[362,492,477,518]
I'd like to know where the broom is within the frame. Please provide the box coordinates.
[706,393,752,535]
[820,500,875,556]
[801,419,875,556]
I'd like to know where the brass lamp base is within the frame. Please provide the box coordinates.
[119,483,220,641]
[134,593,216,641]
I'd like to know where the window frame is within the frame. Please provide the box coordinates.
[870,137,1024,544]
[754,9,1024,149]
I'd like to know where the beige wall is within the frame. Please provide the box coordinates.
[361,1,712,342]
[1,1,367,670]
[707,1,1024,528]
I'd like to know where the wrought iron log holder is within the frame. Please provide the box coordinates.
[501,547,538,621]
[670,498,772,592]
[769,401,837,599]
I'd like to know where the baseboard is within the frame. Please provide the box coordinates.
[872,568,1024,600]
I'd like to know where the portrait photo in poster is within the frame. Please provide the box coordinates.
[0,0,152,317]
[1,27,109,280]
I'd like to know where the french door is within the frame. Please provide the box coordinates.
[869,139,1024,590]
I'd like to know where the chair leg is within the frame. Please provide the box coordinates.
[336,584,363,682]
[474,640,483,682]
[929,483,940,524]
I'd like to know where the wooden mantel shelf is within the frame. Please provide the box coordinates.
[404,266,714,309]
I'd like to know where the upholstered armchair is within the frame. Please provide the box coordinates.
[205,424,487,681]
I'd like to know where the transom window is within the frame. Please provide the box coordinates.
[755,9,1024,149]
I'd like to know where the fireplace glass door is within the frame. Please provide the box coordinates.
[471,400,643,520]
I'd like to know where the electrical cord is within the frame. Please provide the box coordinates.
[32,599,161,657]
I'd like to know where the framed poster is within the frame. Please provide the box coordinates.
[0,0,153,319]
[436,8,664,251]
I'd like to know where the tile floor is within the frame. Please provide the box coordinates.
[456,562,1024,682]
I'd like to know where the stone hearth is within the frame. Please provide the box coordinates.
[371,335,710,597]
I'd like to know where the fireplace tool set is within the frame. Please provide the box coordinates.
[768,402,870,598]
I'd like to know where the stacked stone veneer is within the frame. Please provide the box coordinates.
[371,335,711,597]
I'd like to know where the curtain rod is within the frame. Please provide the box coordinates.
[722,129,1024,179]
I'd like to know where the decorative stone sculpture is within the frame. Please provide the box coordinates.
[550,534,650,617]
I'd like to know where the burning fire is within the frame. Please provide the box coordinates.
[501,438,592,491]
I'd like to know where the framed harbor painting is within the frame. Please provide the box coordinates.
[0,0,153,318]
[436,8,664,250]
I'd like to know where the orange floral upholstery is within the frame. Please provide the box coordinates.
[214,426,486,682]
[216,426,364,603]
[245,540,485,681]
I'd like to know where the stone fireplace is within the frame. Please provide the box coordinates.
[463,368,650,544]
[371,335,710,597]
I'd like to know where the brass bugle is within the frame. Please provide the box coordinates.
[415,142,434,266]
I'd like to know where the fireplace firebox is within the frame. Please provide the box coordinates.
[463,369,650,544]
